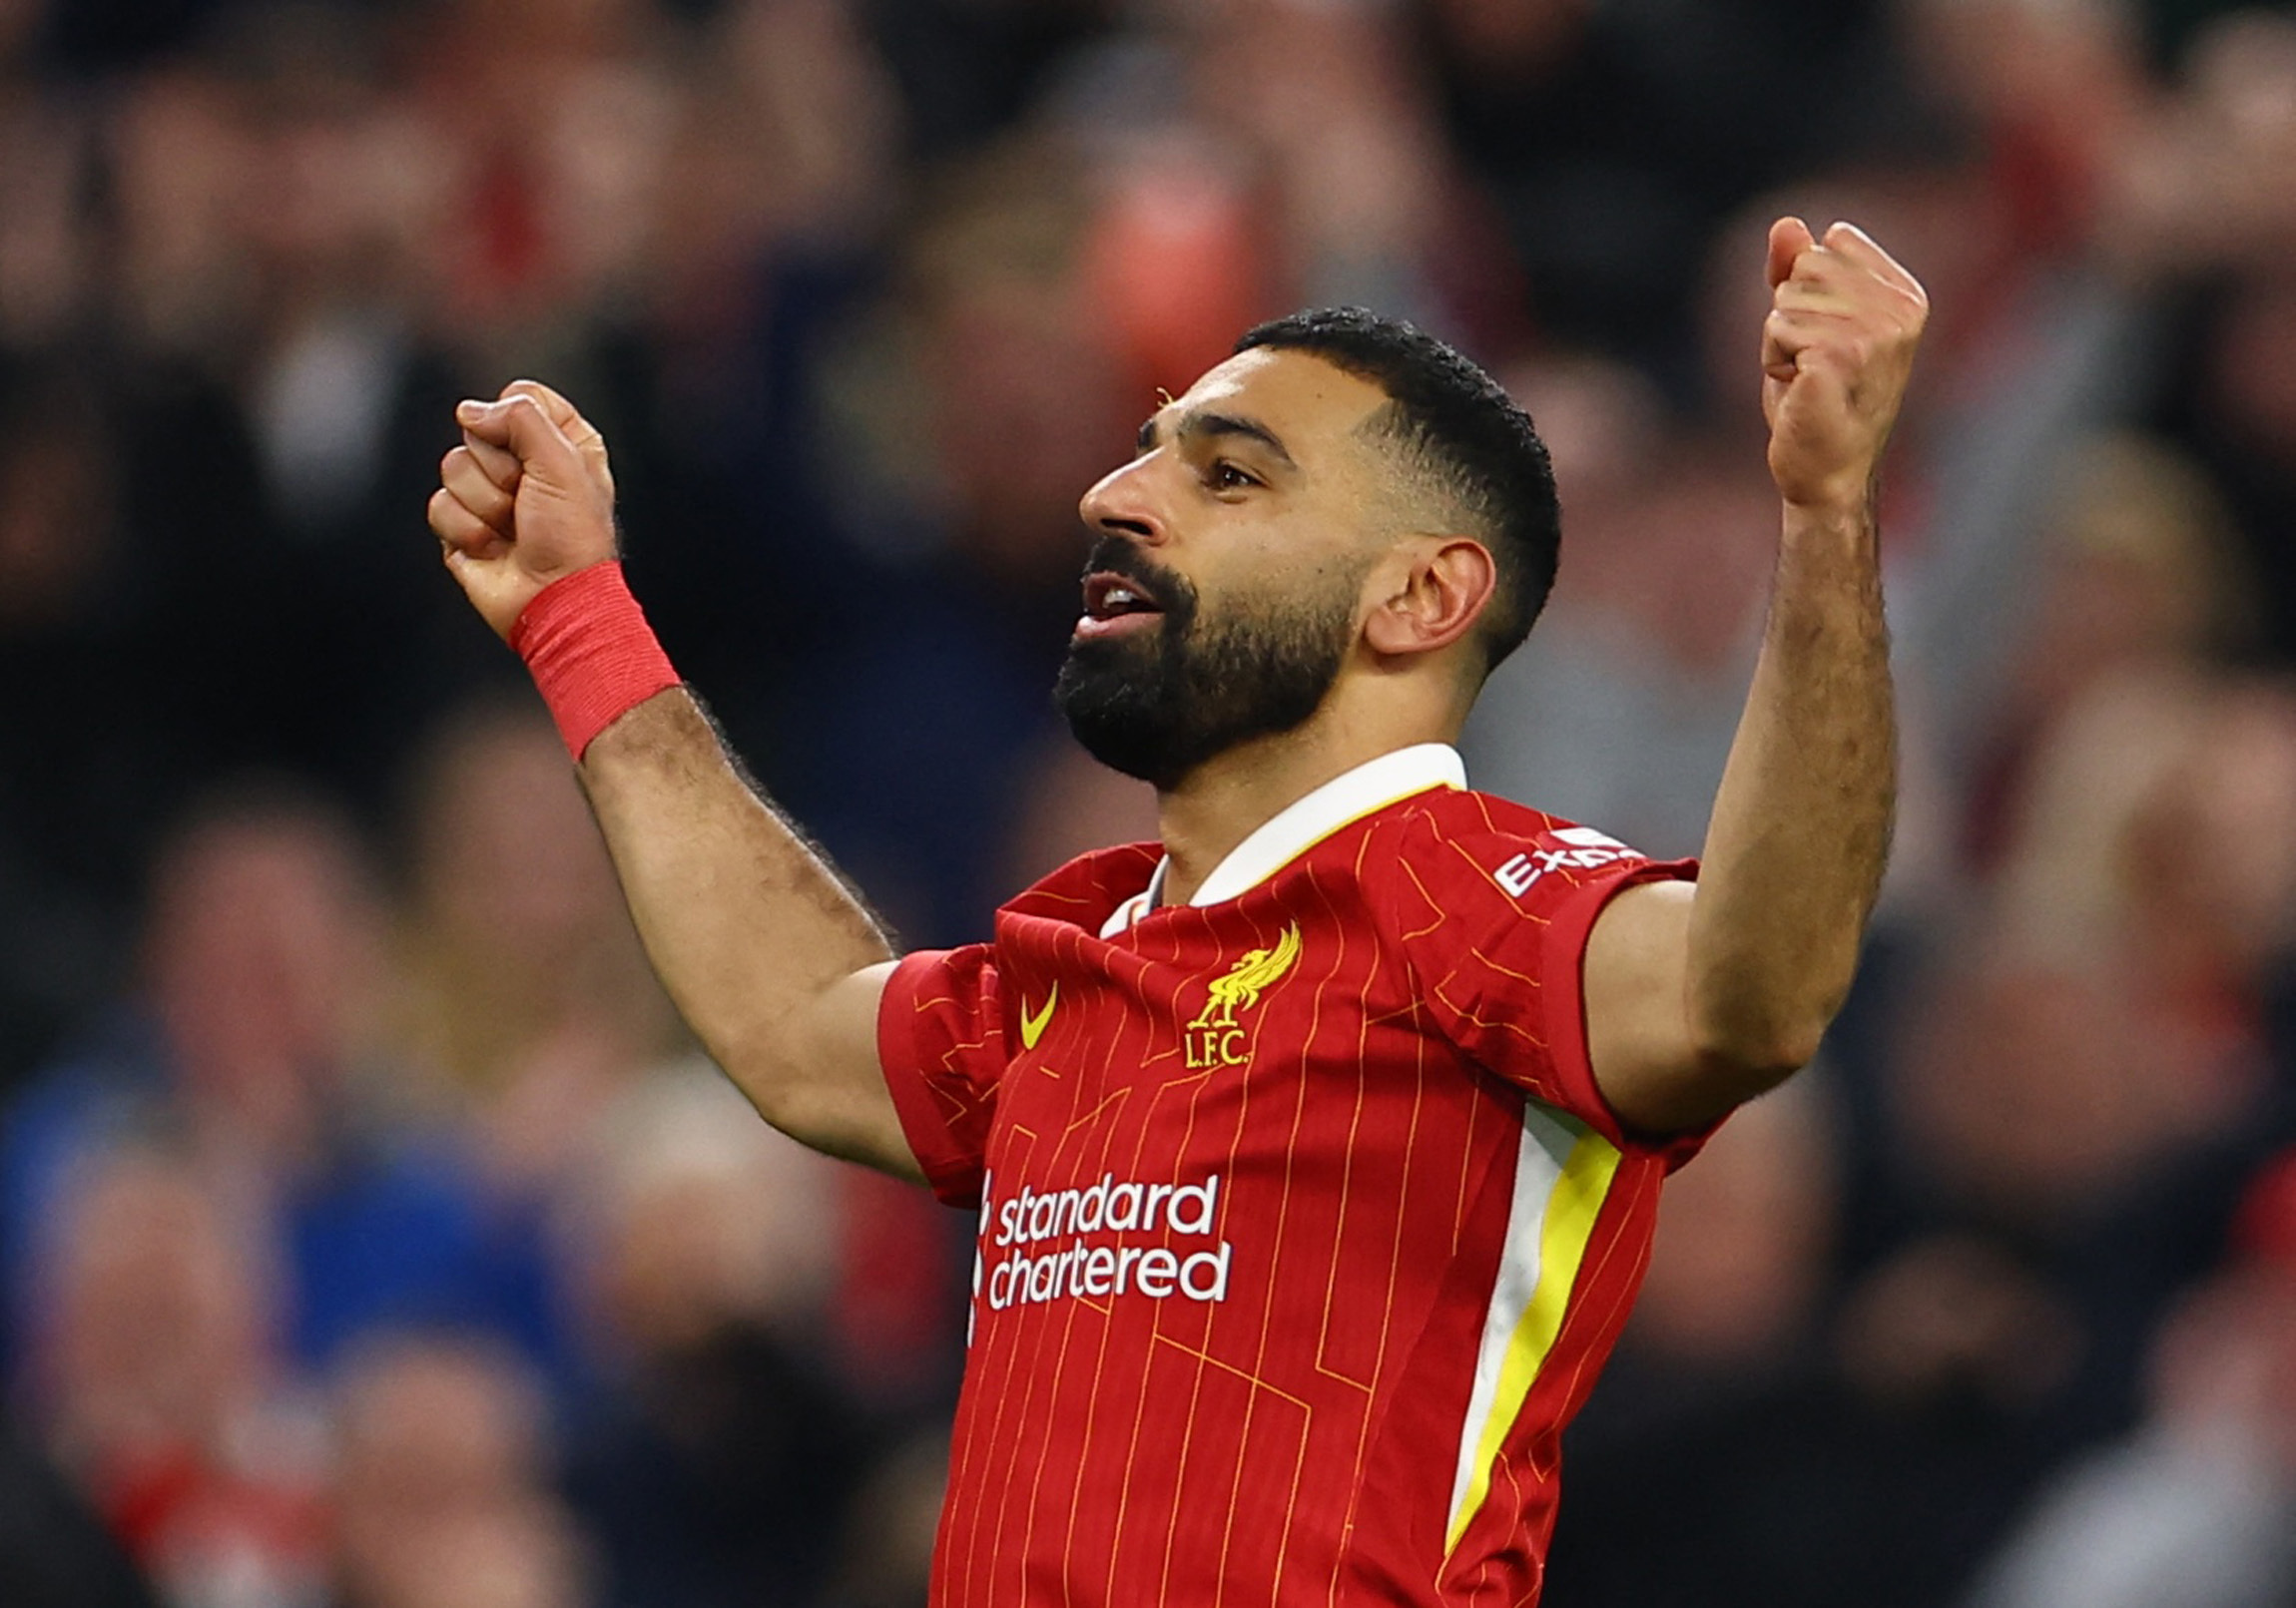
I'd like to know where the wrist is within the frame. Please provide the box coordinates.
[1781,486,1878,538]
[511,560,681,761]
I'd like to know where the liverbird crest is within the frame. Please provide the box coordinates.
[1187,924,1304,1031]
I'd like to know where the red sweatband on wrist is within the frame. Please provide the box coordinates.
[509,560,681,761]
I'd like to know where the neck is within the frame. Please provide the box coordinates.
[1153,701,1455,907]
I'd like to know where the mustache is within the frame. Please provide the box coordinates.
[1079,536,1191,611]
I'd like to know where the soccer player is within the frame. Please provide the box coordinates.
[427,217,1923,1605]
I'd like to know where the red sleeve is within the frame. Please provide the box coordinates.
[876,945,1006,1208]
[1385,810,1710,1169]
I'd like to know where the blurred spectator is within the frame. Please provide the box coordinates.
[23,1144,328,1608]
[1991,672,2291,1105]
[599,0,902,755]
[1839,839,2282,1438]
[1960,434,2254,870]
[101,7,508,803]
[1542,1084,1923,1608]
[329,1330,592,1608]
[1900,0,2154,266]
[0,362,176,1084]
[788,131,1137,941]
[0,0,97,349]
[1964,1167,2296,1608]
[0,1398,161,1608]
[1418,0,1886,385]
[1461,417,1777,858]
[400,0,685,361]
[1550,1010,2245,1608]
[389,699,676,1142]
[819,1428,947,1608]
[1628,1079,1839,1372]
[557,1069,881,1608]
[0,786,564,1378]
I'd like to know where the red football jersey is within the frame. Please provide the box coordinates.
[877,745,1703,1607]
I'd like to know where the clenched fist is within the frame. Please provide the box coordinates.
[428,380,618,640]
[1760,219,1928,513]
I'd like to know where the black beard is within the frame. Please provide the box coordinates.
[1053,540,1358,791]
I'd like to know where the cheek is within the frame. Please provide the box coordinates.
[1210,512,1363,597]
[1201,558,1370,652]
[1279,533,1383,625]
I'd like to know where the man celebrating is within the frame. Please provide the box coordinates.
[428,218,1923,1605]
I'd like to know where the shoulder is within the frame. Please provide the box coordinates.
[1000,841,1162,932]
[1372,789,1653,901]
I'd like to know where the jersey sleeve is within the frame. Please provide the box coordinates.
[876,944,1007,1208]
[1384,809,1708,1167]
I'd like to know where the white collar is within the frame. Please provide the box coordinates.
[1098,744,1466,937]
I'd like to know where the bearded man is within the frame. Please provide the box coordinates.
[427,217,1924,1606]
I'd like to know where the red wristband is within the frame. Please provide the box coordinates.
[509,561,681,761]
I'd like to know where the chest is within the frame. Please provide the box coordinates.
[966,917,1536,1377]
[985,921,1502,1200]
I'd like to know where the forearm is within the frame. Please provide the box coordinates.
[1585,220,1919,1132]
[429,389,917,1170]
[578,688,905,1159]
[1688,495,1896,1080]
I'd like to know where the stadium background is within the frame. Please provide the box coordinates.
[1,0,2294,1602]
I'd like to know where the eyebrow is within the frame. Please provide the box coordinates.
[1137,409,1298,469]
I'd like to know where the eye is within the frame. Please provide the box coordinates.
[1208,460,1259,491]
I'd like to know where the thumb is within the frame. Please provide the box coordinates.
[1766,216,1815,290]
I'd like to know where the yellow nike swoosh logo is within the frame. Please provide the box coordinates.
[1019,983,1058,1050]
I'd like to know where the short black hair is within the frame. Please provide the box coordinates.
[1234,308,1559,675]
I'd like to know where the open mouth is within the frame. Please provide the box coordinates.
[1076,570,1168,639]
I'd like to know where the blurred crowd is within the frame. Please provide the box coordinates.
[1,0,2295,1603]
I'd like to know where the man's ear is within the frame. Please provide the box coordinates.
[1363,537,1497,660]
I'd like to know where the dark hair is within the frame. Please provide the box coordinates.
[1234,308,1559,675]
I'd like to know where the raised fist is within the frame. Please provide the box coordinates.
[1760,219,1929,513]
[428,380,618,640]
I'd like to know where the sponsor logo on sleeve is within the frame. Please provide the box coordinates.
[1493,827,1642,897]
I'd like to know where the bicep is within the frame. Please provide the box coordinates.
[1581,879,1726,1136]
[736,962,926,1182]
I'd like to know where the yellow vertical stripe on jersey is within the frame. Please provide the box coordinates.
[1444,1124,1623,1552]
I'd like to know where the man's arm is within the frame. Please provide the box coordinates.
[1584,219,1925,1135]
[427,381,920,1176]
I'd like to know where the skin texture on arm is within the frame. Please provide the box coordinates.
[580,691,914,1172]
[1585,219,1924,1135]
[427,382,920,1176]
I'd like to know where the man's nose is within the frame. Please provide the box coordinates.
[1078,457,1165,546]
